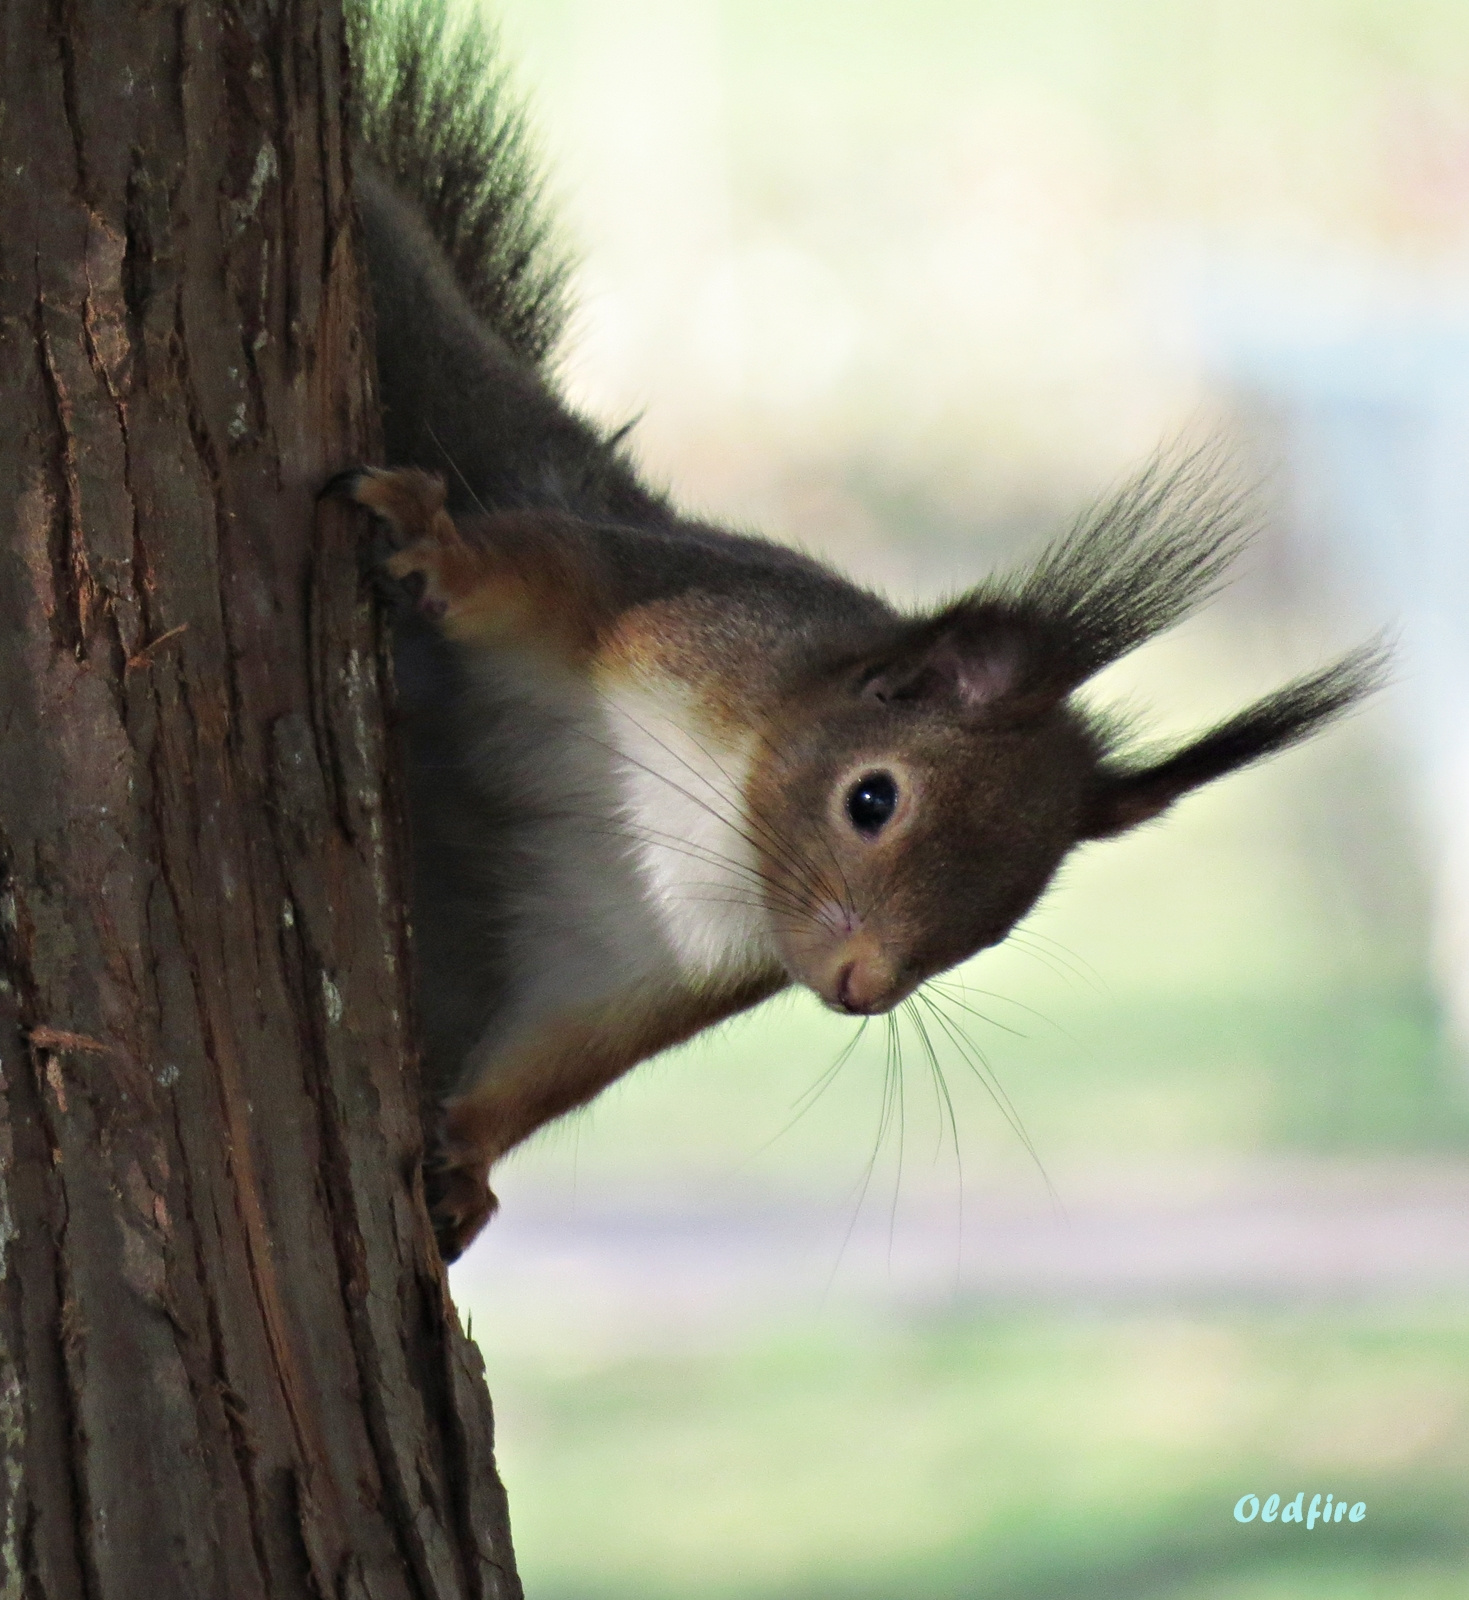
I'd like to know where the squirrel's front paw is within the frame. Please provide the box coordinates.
[424,1148,499,1263]
[322,464,449,538]
[323,465,471,623]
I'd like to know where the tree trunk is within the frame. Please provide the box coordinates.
[0,3,519,1595]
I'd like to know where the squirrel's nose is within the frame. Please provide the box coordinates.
[834,958,889,1015]
[795,925,909,1014]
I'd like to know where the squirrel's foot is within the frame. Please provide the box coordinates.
[424,1145,498,1263]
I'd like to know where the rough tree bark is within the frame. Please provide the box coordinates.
[0,3,519,1595]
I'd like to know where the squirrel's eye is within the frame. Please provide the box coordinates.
[845,771,899,835]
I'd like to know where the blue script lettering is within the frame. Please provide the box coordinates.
[1234,1492,1366,1526]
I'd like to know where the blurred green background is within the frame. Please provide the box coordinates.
[444,2,1469,1595]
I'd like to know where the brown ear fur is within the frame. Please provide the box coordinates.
[860,608,1030,714]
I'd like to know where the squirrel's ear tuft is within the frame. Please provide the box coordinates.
[994,449,1254,695]
[1077,640,1390,840]
[867,451,1260,719]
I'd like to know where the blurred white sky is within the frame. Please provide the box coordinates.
[487,0,1469,548]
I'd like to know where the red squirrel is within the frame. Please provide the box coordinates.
[328,455,1380,1261]
[340,13,1384,1262]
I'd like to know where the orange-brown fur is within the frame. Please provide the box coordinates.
[597,595,763,737]
[431,968,785,1252]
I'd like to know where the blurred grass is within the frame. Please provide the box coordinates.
[483,1307,1469,1600]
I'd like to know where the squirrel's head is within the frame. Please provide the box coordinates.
[748,460,1385,1014]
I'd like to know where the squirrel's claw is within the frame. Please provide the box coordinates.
[318,464,375,503]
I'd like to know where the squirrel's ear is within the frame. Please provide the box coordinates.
[1077,766,1189,840]
[1077,644,1388,841]
[861,607,1036,715]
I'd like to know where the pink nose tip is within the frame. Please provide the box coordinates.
[835,961,884,1015]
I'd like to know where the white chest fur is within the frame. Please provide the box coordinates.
[597,678,780,984]
[457,647,784,1081]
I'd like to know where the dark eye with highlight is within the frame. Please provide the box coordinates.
[845,771,900,835]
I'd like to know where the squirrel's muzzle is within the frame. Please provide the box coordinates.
[792,921,914,1015]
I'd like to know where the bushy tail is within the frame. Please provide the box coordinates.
[347,0,573,368]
